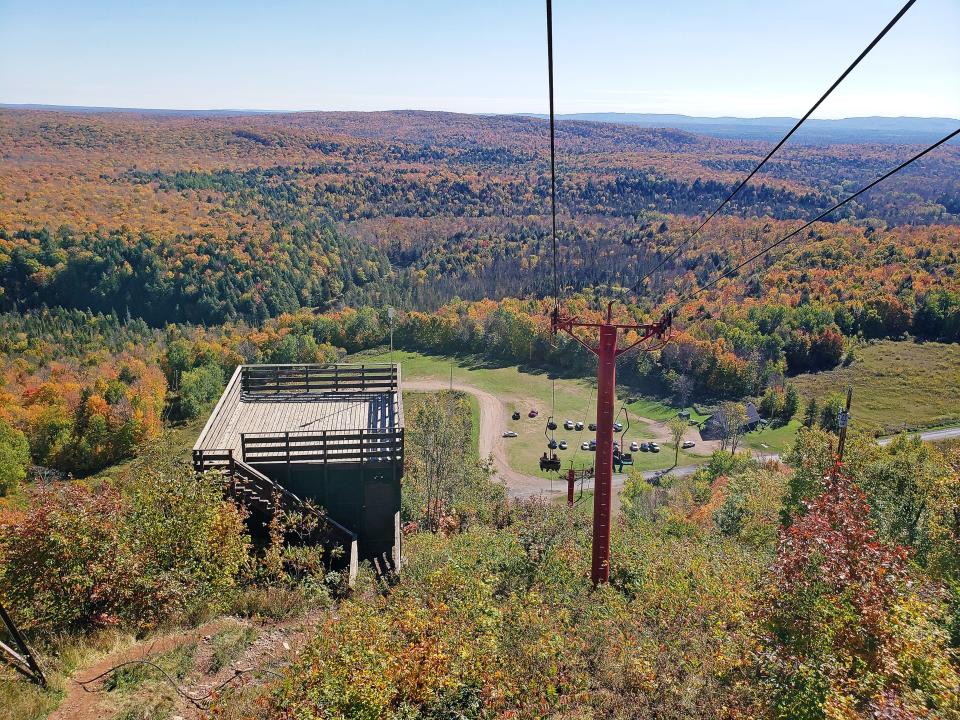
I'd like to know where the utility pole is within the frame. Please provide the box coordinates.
[387,306,395,359]
[553,302,671,584]
[836,385,853,464]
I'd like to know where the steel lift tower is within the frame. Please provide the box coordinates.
[553,304,671,584]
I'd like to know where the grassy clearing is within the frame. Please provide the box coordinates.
[624,397,709,424]
[793,340,960,435]
[353,349,711,478]
[742,420,805,455]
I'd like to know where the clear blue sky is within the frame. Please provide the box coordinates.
[1,0,957,118]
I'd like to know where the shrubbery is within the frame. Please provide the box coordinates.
[0,466,249,635]
[0,418,30,495]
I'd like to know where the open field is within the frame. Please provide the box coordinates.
[792,340,960,435]
[742,420,805,455]
[351,349,711,478]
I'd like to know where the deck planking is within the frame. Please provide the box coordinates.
[196,387,399,458]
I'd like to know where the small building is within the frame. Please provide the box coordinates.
[193,363,404,574]
[700,401,761,441]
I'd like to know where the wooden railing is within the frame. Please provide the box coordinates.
[240,363,398,396]
[192,449,358,583]
[240,428,404,466]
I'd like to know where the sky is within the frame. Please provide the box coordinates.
[1,0,958,119]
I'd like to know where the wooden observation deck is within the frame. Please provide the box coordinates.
[193,363,404,570]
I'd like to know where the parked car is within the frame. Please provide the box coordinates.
[682,440,696,449]
[563,419,575,430]
[503,430,518,438]
[558,440,568,450]
[528,409,539,418]
[580,441,591,450]
[589,440,597,451]
[649,443,661,453]
[613,422,623,432]
[588,423,597,431]
[548,439,558,449]
[512,411,521,420]
[630,441,640,452]
[575,421,584,431]
[639,442,649,452]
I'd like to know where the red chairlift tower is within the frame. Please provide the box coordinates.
[552,302,671,584]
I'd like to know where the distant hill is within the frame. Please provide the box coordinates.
[4,104,956,145]
[523,113,960,145]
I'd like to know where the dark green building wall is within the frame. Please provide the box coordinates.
[251,461,401,560]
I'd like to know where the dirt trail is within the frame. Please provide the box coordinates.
[52,613,319,720]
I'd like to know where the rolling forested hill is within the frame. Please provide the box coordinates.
[3,108,960,720]
[2,108,958,323]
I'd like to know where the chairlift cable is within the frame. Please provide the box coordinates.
[625,0,918,298]
[670,126,960,319]
[546,0,561,310]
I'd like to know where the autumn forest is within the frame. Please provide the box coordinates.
[2,106,960,719]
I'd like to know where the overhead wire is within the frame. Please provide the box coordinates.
[546,0,560,310]
[669,126,960,320]
[568,379,598,470]
[625,0,918,298]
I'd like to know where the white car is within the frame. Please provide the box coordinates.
[580,441,591,450]
[629,441,640,452]
[503,431,518,438]
[682,440,696,449]
[563,419,575,430]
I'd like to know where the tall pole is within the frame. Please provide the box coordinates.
[836,385,853,463]
[387,306,395,363]
[592,320,617,584]
[553,302,671,585]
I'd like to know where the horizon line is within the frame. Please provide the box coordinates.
[2,102,958,123]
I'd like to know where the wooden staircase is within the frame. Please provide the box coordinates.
[194,452,358,584]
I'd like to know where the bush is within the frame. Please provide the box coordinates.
[0,466,249,635]
[178,362,225,419]
[0,418,30,495]
[713,468,788,550]
[757,474,960,717]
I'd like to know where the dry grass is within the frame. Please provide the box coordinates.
[792,340,960,435]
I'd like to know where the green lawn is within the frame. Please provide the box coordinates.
[792,340,960,435]
[741,419,804,455]
[351,348,711,478]
[623,396,710,424]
